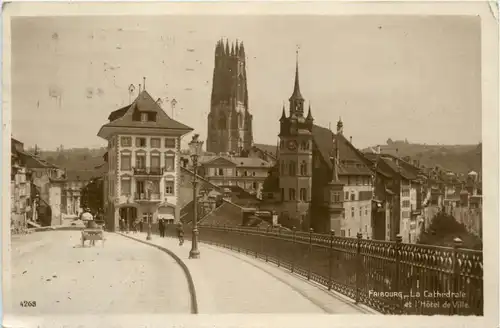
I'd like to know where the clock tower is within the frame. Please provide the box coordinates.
[277,52,314,230]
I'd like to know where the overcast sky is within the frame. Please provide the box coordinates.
[11,15,481,151]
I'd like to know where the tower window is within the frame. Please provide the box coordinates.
[218,114,227,129]
[289,161,296,176]
[300,188,307,201]
[300,161,308,176]
[289,188,296,201]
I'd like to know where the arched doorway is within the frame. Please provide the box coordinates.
[158,205,175,225]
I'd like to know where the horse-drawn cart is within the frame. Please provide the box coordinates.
[81,227,105,247]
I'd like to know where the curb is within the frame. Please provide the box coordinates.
[117,233,199,314]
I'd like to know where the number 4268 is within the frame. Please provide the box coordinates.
[20,301,36,307]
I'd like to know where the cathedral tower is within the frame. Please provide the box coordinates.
[278,51,314,230]
[207,39,253,155]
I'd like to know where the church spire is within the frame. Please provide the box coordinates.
[289,47,304,102]
[289,47,305,116]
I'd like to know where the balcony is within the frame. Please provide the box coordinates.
[133,167,164,176]
[134,192,161,202]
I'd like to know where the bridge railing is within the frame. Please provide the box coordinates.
[164,224,483,315]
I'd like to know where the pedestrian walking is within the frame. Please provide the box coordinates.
[159,218,165,237]
[139,219,144,232]
[176,222,184,245]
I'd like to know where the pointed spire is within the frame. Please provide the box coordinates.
[336,116,343,135]
[225,39,230,56]
[239,42,245,58]
[231,42,235,56]
[280,103,287,121]
[306,102,313,121]
[289,47,304,101]
[235,40,239,55]
[332,135,340,182]
[215,40,222,56]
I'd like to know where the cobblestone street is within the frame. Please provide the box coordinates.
[8,231,191,315]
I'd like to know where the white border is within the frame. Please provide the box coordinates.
[2,1,498,328]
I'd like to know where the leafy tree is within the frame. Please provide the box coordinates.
[418,212,482,250]
[81,178,104,213]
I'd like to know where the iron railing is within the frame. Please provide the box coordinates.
[133,167,164,176]
[134,192,161,201]
[163,224,483,315]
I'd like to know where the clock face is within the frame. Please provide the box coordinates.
[287,140,298,151]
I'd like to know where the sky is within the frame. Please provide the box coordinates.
[11,15,481,151]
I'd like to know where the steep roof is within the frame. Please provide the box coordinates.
[98,90,193,138]
[200,155,272,168]
[19,151,58,169]
[311,125,372,175]
[253,143,277,159]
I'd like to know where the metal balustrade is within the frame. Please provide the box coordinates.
[132,167,164,175]
[163,224,483,315]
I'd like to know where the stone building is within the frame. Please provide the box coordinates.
[262,55,374,236]
[97,88,193,231]
[206,39,253,155]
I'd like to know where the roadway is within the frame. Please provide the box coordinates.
[8,231,191,315]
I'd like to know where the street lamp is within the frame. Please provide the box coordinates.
[188,134,203,259]
[146,212,152,240]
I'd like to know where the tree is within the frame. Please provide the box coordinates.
[81,177,104,213]
[418,212,482,250]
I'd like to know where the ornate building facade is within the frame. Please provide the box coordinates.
[206,39,253,155]
[97,89,193,231]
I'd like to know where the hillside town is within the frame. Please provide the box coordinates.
[11,40,483,248]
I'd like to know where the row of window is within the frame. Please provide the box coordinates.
[280,188,309,202]
[350,205,370,218]
[120,136,176,149]
[279,140,311,150]
[120,152,175,172]
[401,189,410,197]
[402,200,411,208]
[120,178,175,196]
[212,180,261,190]
[280,160,309,176]
[208,168,264,177]
[347,176,372,186]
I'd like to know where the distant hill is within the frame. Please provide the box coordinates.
[33,139,482,177]
[32,147,107,171]
[363,140,482,174]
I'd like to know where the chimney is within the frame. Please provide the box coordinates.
[349,136,352,144]
[143,77,146,90]
[377,145,381,154]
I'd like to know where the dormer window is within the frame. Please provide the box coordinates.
[134,111,157,122]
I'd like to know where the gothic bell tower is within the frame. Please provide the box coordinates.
[207,39,253,155]
[278,50,314,230]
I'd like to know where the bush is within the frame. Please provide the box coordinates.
[418,212,482,250]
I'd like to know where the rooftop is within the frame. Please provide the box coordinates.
[98,90,193,139]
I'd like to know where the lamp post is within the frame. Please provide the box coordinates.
[189,134,203,259]
[146,212,152,240]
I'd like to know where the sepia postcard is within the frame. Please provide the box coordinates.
[2,1,499,328]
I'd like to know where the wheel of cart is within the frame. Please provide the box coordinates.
[81,228,105,247]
